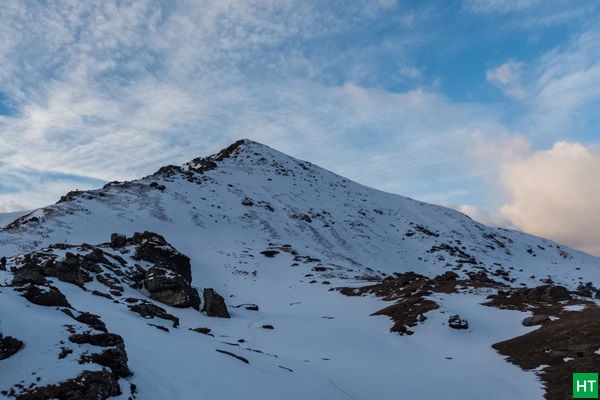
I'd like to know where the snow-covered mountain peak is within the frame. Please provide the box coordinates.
[1,140,600,399]
[1,139,599,290]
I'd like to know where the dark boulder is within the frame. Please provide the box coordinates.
[144,265,200,310]
[132,231,192,282]
[69,333,124,347]
[190,327,212,335]
[522,285,571,303]
[448,314,469,330]
[202,288,230,318]
[110,233,127,249]
[128,301,180,327]
[260,250,279,258]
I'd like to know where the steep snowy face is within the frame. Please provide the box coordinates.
[1,139,598,290]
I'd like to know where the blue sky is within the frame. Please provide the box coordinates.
[0,0,599,255]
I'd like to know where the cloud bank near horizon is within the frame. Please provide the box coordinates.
[500,142,600,256]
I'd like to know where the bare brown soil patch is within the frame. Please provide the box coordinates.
[493,306,600,400]
[338,271,504,335]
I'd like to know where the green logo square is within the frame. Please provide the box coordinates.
[574,373,599,398]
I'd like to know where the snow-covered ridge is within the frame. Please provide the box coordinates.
[1,139,598,291]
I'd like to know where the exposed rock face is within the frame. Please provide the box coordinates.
[144,265,200,310]
[132,231,192,281]
[131,231,201,310]
[110,233,127,249]
[43,253,95,287]
[91,346,131,378]
[69,333,131,378]
[19,285,71,308]
[15,369,121,400]
[12,265,47,286]
[202,288,230,318]
[0,334,24,360]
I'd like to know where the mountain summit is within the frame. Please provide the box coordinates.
[1,140,599,399]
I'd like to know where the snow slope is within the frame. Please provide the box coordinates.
[0,212,29,229]
[0,139,598,399]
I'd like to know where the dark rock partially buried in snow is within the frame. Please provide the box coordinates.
[448,314,469,330]
[19,285,71,308]
[202,288,230,318]
[0,334,24,361]
[12,265,47,286]
[15,369,121,400]
[128,301,180,327]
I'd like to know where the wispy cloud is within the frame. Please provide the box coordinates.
[0,1,599,257]
[486,61,527,99]
[463,0,541,14]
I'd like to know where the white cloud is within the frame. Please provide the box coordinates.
[501,142,600,256]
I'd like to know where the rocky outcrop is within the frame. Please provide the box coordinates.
[132,231,192,282]
[524,285,571,302]
[202,288,230,318]
[69,333,131,378]
[12,265,47,286]
[0,334,24,360]
[130,231,201,310]
[128,300,180,327]
[19,285,71,308]
[15,369,121,400]
[61,309,108,333]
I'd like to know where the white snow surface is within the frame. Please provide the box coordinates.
[0,139,598,399]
